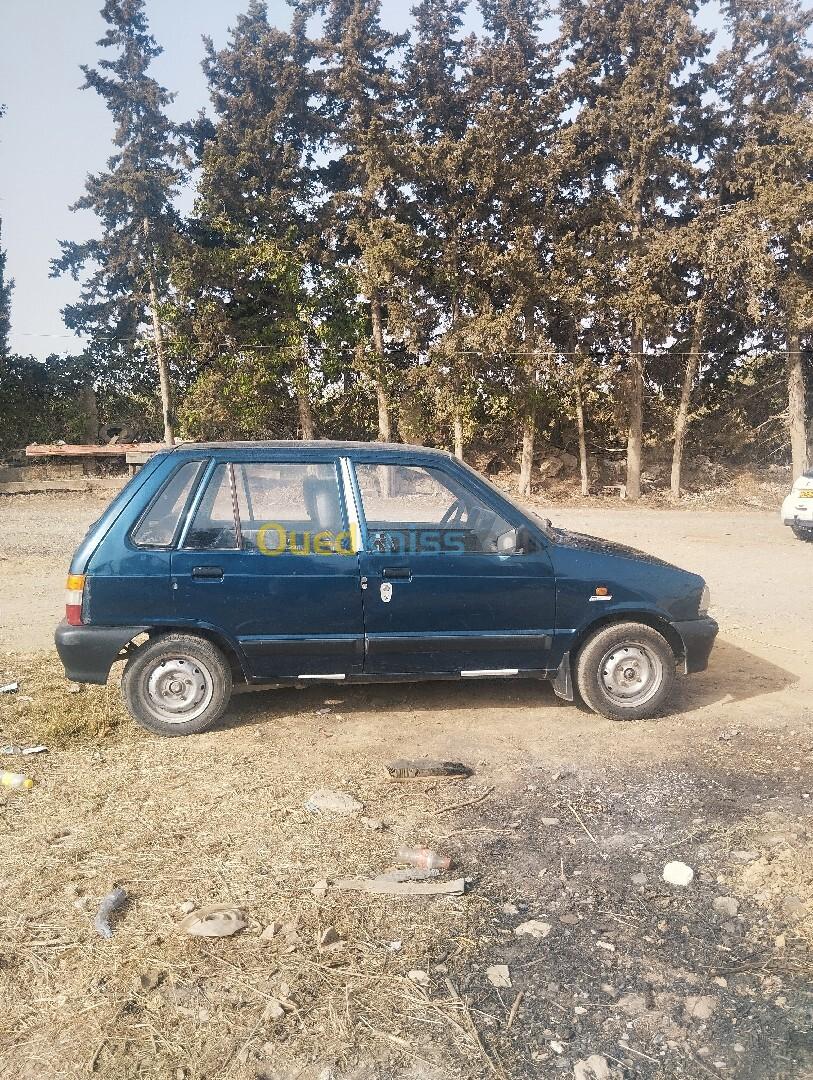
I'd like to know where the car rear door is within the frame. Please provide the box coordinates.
[170,455,364,680]
[349,456,557,676]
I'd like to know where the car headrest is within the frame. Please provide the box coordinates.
[302,477,341,528]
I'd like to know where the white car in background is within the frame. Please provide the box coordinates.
[782,471,813,541]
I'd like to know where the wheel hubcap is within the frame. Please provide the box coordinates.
[146,657,214,724]
[600,644,663,707]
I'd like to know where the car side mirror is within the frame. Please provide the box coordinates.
[497,525,534,554]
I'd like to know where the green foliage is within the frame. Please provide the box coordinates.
[9,1,811,477]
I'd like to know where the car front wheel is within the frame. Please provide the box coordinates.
[575,621,676,721]
[121,633,232,736]
[791,525,813,542]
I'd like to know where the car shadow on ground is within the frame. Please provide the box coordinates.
[669,636,798,713]
[222,635,798,733]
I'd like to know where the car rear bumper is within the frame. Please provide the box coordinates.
[55,621,148,684]
[671,616,718,674]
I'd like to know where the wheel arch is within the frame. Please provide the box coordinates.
[142,625,249,682]
[571,611,684,666]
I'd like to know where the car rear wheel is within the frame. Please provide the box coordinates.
[575,621,676,721]
[122,634,232,736]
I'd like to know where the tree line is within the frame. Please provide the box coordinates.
[2,0,812,499]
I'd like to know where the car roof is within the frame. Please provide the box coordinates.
[170,440,454,458]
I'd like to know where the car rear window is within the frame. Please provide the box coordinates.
[131,461,203,547]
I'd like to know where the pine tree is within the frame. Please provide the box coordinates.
[468,0,556,487]
[320,0,408,440]
[176,1,325,438]
[0,105,12,360]
[557,0,712,498]
[0,220,12,361]
[718,0,813,476]
[400,0,477,458]
[52,0,183,444]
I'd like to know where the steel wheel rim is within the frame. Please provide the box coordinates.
[145,656,214,724]
[599,643,663,707]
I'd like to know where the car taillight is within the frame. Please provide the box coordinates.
[65,575,86,625]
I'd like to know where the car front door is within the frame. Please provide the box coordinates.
[171,457,364,680]
[350,458,557,676]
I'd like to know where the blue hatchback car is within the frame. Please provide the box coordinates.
[55,441,717,735]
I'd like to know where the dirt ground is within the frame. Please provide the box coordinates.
[0,489,812,1080]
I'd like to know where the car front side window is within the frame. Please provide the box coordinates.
[353,462,515,555]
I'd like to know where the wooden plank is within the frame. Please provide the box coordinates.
[25,442,167,458]
[125,451,154,465]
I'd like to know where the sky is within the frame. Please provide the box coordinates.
[0,1,724,361]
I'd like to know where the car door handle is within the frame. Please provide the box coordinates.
[382,567,411,580]
[191,565,224,580]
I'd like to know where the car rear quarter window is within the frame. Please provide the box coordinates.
[131,461,203,547]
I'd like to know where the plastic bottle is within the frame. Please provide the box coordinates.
[1,770,34,790]
[396,846,451,871]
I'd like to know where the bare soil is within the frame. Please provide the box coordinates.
[0,489,811,1080]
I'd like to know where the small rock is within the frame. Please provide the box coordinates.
[388,940,402,952]
[573,1055,612,1080]
[775,934,786,949]
[550,1040,565,1054]
[260,922,281,941]
[515,919,552,939]
[360,816,384,831]
[713,976,727,988]
[718,728,740,741]
[178,901,196,915]
[139,970,163,991]
[263,998,286,1021]
[713,896,739,918]
[782,894,806,918]
[502,902,519,915]
[730,850,758,863]
[305,789,363,816]
[595,940,615,952]
[312,878,329,898]
[663,861,694,887]
[541,817,560,826]
[733,1043,745,1053]
[408,970,430,987]
[486,964,512,988]
[319,926,344,953]
[684,995,718,1021]
[560,913,579,925]
[631,872,648,886]
[616,992,647,1017]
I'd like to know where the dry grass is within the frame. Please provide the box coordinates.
[0,659,499,1080]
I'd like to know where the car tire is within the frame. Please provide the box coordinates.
[121,633,232,736]
[791,525,813,542]
[575,621,676,721]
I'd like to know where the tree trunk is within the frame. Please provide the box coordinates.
[79,381,99,445]
[370,295,391,441]
[453,411,464,460]
[295,340,315,440]
[787,312,809,477]
[297,388,315,440]
[143,220,173,446]
[575,380,589,497]
[519,412,535,497]
[670,298,706,503]
[625,314,644,501]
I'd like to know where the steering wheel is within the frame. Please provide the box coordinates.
[440,499,467,526]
